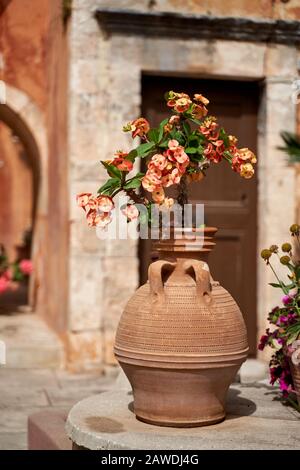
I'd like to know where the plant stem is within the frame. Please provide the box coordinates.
[177,175,189,208]
[269,261,289,295]
[126,189,146,205]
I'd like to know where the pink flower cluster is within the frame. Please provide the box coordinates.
[0,259,33,295]
[231,147,257,179]
[201,117,225,164]
[0,271,10,294]
[142,139,189,205]
[166,92,209,119]
[77,193,114,228]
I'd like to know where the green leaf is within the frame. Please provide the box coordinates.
[124,178,142,190]
[97,177,120,195]
[158,118,169,141]
[185,147,198,154]
[223,150,233,160]
[135,141,156,158]
[269,283,283,288]
[147,128,159,144]
[126,149,137,162]
[101,161,121,179]
[168,129,185,146]
[188,117,202,125]
[183,121,191,137]
[219,127,230,148]
[124,172,145,190]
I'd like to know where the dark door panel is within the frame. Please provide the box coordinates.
[140,75,259,355]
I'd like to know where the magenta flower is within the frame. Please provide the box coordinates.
[258,334,269,351]
[282,295,292,306]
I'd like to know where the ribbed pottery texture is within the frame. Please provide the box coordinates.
[116,279,247,357]
[114,227,249,427]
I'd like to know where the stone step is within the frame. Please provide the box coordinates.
[0,313,65,369]
[28,409,72,450]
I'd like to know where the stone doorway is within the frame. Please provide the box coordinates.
[0,104,39,313]
[139,74,260,355]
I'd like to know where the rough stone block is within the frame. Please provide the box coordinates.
[66,331,103,372]
[28,409,72,450]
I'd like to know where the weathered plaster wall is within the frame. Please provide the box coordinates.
[0,1,69,346]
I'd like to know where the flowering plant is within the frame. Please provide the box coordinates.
[260,224,300,409]
[77,90,257,227]
[0,245,33,295]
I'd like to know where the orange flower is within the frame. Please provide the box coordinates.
[192,103,208,119]
[228,135,238,146]
[122,204,139,221]
[142,175,160,192]
[168,139,180,151]
[86,210,112,228]
[85,196,99,211]
[193,94,209,106]
[110,151,133,172]
[164,197,174,208]
[203,143,221,163]
[212,139,225,155]
[167,92,192,113]
[174,97,192,113]
[131,117,150,138]
[173,147,189,164]
[76,192,92,209]
[238,147,257,164]
[169,115,180,125]
[112,158,133,172]
[152,187,165,204]
[151,154,167,171]
[97,195,114,212]
[240,163,255,179]
[199,116,219,140]
[171,168,181,184]
[161,173,174,188]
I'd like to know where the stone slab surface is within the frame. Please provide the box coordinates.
[66,385,300,450]
[0,367,115,449]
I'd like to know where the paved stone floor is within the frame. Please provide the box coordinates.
[0,368,115,450]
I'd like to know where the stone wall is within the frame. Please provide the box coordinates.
[96,0,300,20]
[67,0,300,369]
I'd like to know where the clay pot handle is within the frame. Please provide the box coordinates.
[148,260,176,301]
[183,260,213,305]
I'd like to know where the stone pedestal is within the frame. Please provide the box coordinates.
[65,380,300,450]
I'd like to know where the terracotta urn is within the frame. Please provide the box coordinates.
[115,227,249,427]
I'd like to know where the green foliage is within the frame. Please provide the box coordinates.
[97,178,121,195]
[100,161,122,179]
[123,173,144,190]
[219,128,229,148]
[158,118,169,141]
[147,128,160,144]
[279,131,300,163]
[135,141,156,158]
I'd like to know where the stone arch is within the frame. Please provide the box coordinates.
[0,84,48,309]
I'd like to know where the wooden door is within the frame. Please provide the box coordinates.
[140,75,259,355]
